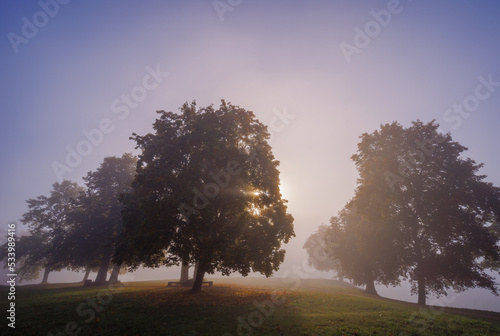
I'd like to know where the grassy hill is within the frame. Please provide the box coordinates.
[2,278,500,335]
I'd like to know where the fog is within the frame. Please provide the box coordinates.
[2,0,500,314]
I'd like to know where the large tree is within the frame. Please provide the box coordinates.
[351,120,500,305]
[62,206,103,282]
[76,153,137,284]
[114,100,295,292]
[18,180,84,283]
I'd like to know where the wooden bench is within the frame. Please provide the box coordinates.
[167,281,213,287]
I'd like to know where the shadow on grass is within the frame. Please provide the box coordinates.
[2,278,499,335]
[2,282,306,336]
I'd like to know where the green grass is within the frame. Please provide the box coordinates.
[2,278,500,335]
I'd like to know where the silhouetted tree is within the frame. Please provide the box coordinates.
[63,204,103,281]
[303,224,339,273]
[351,120,500,305]
[114,100,295,292]
[306,206,402,295]
[76,154,136,284]
[0,233,51,283]
[16,180,84,283]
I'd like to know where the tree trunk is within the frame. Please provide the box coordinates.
[82,267,91,282]
[365,279,378,295]
[95,249,113,284]
[416,258,427,305]
[191,264,205,293]
[41,266,50,284]
[193,261,199,279]
[364,270,378,295]
[417,276,426,305]
[109,263,121,284]
[180,262,189,282]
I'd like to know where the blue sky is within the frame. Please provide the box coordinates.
[1,0,500,311]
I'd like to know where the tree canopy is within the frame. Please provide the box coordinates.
[1,155,136,284]
[305,205,402,295]
[74,153,137,284]
[307,120,500,304]
[303,224,339,273]
[114,100,295,291]
[0,233,50,283]
[5,180,84,283]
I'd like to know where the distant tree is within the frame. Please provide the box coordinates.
[351,120,500,305]
[63,205,103,282]
[16,180,84,283]
[76,153,137,284]
[303,224,339,273]
[114,101,295,292]
[305,206,402,295]
[0,233,50,283]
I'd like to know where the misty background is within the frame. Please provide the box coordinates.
[1,0,500,312]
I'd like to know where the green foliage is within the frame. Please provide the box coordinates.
[114,100,294,288]
[350,120,500,304]
[2,234,47,281]
[305,206,402,295]
[72,153,137,283]
[307,120,500,304]
[0,155,137,284]
[6,180,85,280]
[303,224,340,272]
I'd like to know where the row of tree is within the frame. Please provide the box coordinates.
[1,154,137,284]
[305,121,500,305]
[1,101,295,292]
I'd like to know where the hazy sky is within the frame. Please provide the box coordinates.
[2,1,500,311]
